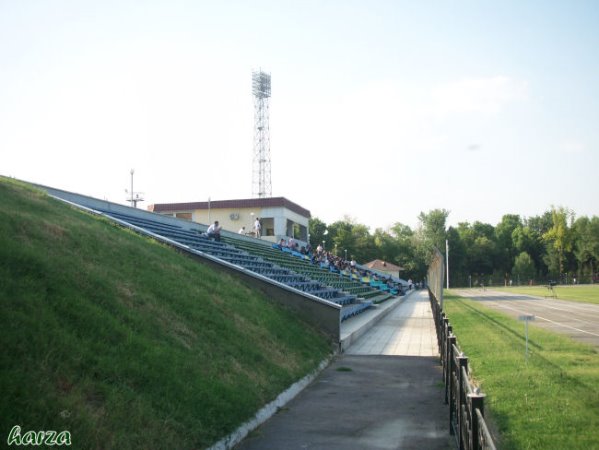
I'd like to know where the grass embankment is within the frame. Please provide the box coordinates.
[492,284,599,305]
[0,177,331,449]
[443,291,599,449]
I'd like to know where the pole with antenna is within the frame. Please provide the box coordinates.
[125,169,144,208]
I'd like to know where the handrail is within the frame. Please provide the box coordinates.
[428,288,497,450]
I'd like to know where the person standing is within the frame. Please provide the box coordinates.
[254,217,262,238]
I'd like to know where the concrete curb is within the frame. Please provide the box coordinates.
[207,356,333,450]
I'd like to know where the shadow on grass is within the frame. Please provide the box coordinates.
[453,297,543,352]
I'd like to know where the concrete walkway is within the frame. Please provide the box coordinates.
[235,290,450,450]
[346,290,439,356]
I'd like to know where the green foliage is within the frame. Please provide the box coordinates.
[417,208,450,260]
[314,204,597,288]
[542,206,575,276]
[512,251,536,282]
[309,217,328,249]
[573,216,599,283]
[512,224,546,277]
[495,214,522,274]
[0,177,331,450]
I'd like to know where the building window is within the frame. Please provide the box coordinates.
[176,212,192,221]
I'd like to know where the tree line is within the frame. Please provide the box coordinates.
[308,207,599,286]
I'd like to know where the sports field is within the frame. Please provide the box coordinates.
[444,291,599,449]
[491,284,599,305]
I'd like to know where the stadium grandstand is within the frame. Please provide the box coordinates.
[37,183,409,343]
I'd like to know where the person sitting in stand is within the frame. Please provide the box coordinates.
[238,226,246,234]
[206,221,222,242]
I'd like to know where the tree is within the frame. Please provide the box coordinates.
[495,214,522,276]
[470,235,496,276]
[573,216,599,282]
[416,209,450,261]
[542,206,574,277]
[446,226,467,286]
[512,224,545,277]
[350,223,376,262]
[309,217,328,249]
[390,223,422,280]
[328,219,353,256]
[373,228,400,263]
[513,251,536,284]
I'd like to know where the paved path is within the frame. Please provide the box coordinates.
[346,290,439,356]
[453,289,599,348]
[236,291,450,450]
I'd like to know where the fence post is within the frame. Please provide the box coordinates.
[446,335,456,405]
[469,393,485,450]
[457,355,469,450]
[441,315,449,350]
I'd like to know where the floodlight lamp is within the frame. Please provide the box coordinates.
[252,70,271,98]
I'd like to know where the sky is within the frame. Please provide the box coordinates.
[1,0,598,231]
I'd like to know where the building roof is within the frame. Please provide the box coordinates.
[148,196,311,218]
[363,259,404,273]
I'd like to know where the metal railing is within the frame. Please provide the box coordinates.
[429,289,497,450]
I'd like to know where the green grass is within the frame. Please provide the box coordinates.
[444,290,599,450]
[0,177,332,449]
[490,284,599,305]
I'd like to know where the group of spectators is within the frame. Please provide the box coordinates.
[204,222,412,294]
[274,239,409,294]
[238,217,262,238]
[274,237,312,255]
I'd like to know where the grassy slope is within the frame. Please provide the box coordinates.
[491,285,599,305]
[444,291,599,450]
[0,178,331,449]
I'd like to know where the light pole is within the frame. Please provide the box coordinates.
[344,249,348,261]
[125,169,144,208]
[446,239,450,289]
[130,169,134,207]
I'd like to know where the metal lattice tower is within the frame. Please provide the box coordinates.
[252,69,272,198]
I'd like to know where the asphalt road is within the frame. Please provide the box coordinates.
[453,289,599,348]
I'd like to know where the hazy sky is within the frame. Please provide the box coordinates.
[2,1,598,231]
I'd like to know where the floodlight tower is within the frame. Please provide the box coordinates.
[252,69,272,198]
